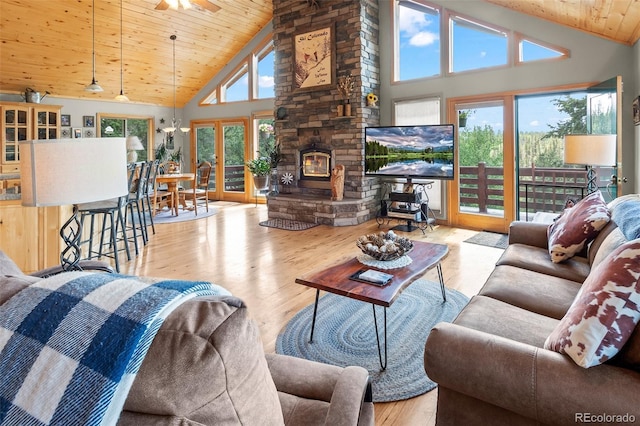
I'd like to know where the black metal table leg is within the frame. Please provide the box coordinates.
[437,263,446,302]
[372,304,388,371]
[309,289,320,343]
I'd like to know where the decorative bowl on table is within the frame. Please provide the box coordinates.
[356,231,414,261]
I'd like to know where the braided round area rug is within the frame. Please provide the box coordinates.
[275,279,469,402]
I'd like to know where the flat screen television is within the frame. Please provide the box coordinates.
[364,124,455,180]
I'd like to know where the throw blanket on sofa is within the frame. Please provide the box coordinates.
[0,272,229,426]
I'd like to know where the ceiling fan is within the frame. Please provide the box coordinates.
[155,0,220,14]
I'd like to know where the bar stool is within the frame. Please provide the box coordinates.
[142,160,160,235]
[78,196,130,273]
[123,162,149,256]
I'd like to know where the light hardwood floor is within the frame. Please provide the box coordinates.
[119,201,504,426]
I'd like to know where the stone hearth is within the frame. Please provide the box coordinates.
[267,194,370,227]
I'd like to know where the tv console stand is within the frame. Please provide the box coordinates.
[376,181,436,234]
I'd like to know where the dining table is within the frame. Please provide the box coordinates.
[155,172,195,216]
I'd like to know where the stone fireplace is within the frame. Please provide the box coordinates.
[268,0,381,226]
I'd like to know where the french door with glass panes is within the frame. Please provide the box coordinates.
[191,119,248,202]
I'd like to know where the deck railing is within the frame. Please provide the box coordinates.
[223,163,611,218]
[459,163,602,217]
[224,164,245,192]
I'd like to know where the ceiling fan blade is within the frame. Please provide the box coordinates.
[191,0,221,13]
[155,0,170,10]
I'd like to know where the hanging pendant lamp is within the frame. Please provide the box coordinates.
[115,0,129,101]
[163,34,190,134]
[85,0,103,92]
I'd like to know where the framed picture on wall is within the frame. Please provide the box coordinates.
[73,128,82,138]
[293,25,335,91]
[633,96,640,126]
[61,114,71,127]
[83,115,95,127]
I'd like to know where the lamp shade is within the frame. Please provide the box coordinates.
[20,138,128,207]
[564,134,617,167]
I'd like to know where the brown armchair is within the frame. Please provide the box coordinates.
[0,250,373,425]
[119,295,374,425]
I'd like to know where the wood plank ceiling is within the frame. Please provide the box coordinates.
[0,0,272,107]
[0,0,638,108]
[487,0,640,46]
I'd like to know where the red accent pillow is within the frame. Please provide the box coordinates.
[547,191,610,263]
[544,240,640,368]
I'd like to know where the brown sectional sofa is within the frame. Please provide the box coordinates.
[0,252,374,426]
[424,195,640,426]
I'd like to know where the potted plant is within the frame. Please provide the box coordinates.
[155,142,168,163]
[246,157,271,190]
[458,109,475,128]
[267,142,283,195]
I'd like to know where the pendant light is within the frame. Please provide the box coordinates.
[85,0,103,92]
[115,0,129,101]
[163,34,190,134]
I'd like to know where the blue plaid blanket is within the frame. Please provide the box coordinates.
[0,272,229,425]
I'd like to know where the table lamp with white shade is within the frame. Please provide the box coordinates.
[20,138,128,271]
[126,135,144,163]
[563,134,616,194]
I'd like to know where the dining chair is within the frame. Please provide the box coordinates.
[178,161,212,215]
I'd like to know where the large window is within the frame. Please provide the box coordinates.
[98,114,152,161]
[256,42,275,99]
[450,15,508,73]
[393,1,570,81]
[222,64,249,103]
[202,35,274,104]
[395,1,441,81]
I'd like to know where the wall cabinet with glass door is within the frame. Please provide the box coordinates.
[1,102,61,173]
[0,103,64,273]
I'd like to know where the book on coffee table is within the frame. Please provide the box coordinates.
[349,269,393,286]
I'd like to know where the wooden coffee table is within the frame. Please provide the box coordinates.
[295,241,449,370]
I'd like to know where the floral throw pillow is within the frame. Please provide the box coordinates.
[547,190,610,263]
[544,240,640,368]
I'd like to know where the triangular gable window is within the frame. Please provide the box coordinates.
[517,34,569,64]
[201,90,217,105]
